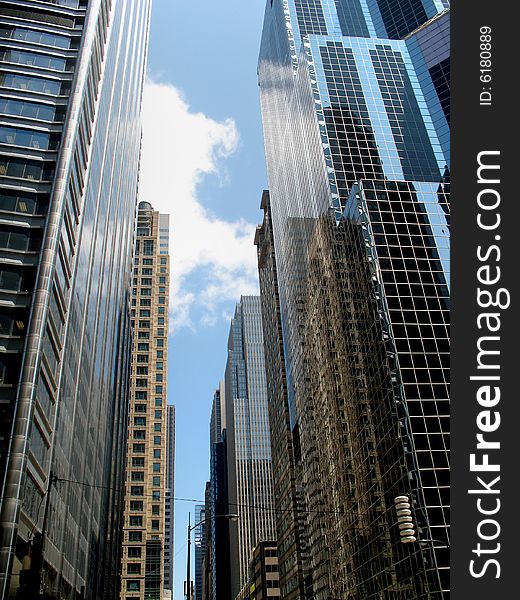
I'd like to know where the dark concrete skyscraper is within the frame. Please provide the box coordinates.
[0,1,151,598]
[258,1,449,598]
[207,383,231,600]
[194,503,206,600]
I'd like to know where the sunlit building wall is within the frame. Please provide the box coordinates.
[121,202,170,600]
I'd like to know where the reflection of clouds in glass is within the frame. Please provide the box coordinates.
[140,80,258,331]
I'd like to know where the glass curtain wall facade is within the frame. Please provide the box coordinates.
[366,0,448,40]
[0,0,151,598]
[121,203,170,600]
[404,8,450,166]
[224,297,276,599]
[258,1,449,598]
[254,191,307,600]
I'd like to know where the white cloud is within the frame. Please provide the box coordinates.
[139,80,259,331]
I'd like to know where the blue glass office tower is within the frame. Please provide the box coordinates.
[258,1,449,598]
[0,1,151,598]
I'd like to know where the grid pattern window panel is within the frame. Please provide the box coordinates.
[294,0,328,36]
[429,57,450,125]
[361,179,450,588]
[320,42,384,204]
[375,0,428,39]
[333,0,370,36]
[370,45,442,182]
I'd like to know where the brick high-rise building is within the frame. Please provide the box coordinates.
[120,202,170,600]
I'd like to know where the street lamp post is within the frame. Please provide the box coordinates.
[185,512,238,600]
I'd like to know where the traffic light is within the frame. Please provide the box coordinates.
[394,495,417,543]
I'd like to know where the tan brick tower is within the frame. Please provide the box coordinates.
[121,201,170,600]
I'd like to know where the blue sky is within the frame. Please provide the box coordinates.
[142,1,268,598]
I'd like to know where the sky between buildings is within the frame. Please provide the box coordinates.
[142,1,268,598]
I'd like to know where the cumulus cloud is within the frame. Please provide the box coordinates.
[139,80,259,331]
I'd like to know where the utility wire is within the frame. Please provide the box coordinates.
[54,476,381,518]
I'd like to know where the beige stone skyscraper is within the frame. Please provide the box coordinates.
[224,297,276,599]
[121,201,170,600]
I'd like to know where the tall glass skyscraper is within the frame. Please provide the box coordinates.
[254,191,307,600]
[224,297,276,599]
[258,1,449,598]
[0,1,151,598]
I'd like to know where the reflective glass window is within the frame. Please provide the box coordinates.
[0,26,71,49]
[0,266,22,291]
[1,49,67,71]
[0,226,42,252]
[0,158,53,182]
[0,98,55,121]
[0,190,47,215]
[0,126,53,150]
[29,424,49,470]
[127,563,141,574]
[0,73,61,95]
[142,240,154,255]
